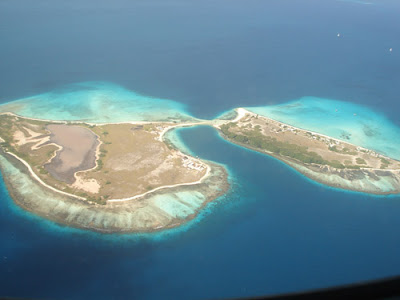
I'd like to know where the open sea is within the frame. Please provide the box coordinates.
[1,0,400,299]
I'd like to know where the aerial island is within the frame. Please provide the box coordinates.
[216,108,400,195]
[0,106,399,233]
[0,113,228,232]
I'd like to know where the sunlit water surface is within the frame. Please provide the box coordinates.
[1,0,400,299]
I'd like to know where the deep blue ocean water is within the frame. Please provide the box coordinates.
[1,0,400,299]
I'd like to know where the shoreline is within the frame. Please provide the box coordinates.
[3,150,86,200]
[0,111,203,126]
[0,113,230,233]
[220,136,399,196]
[2,105,399,234]
[0,150,229,233]
[217,108,400,195]
[239,108,398,163]
[0,113,215,204]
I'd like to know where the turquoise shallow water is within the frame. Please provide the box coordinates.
[4,82,400,161]
[247,97,400,160]
[0,82,193,123]
[1,86,400,299]
[1,0,400,299]
[164,127,196,156]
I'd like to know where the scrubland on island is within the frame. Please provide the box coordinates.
[0,113,228,232]
[1,105,400,233]
[0,114,208,203]
[216,109,400,195]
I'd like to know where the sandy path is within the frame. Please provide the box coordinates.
[107,165,211,203]
[4,151,85,200]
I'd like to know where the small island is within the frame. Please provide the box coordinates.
[1,106,399,233]
[216,108,400,195]
[0,113,229,232]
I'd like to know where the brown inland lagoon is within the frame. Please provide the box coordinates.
[44,124,99,184]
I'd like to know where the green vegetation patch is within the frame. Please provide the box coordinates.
[221,122,370,170]
[380,157,390,169]
[329,146,357,155]
[221,123,339,167]
[356,157,367,165]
